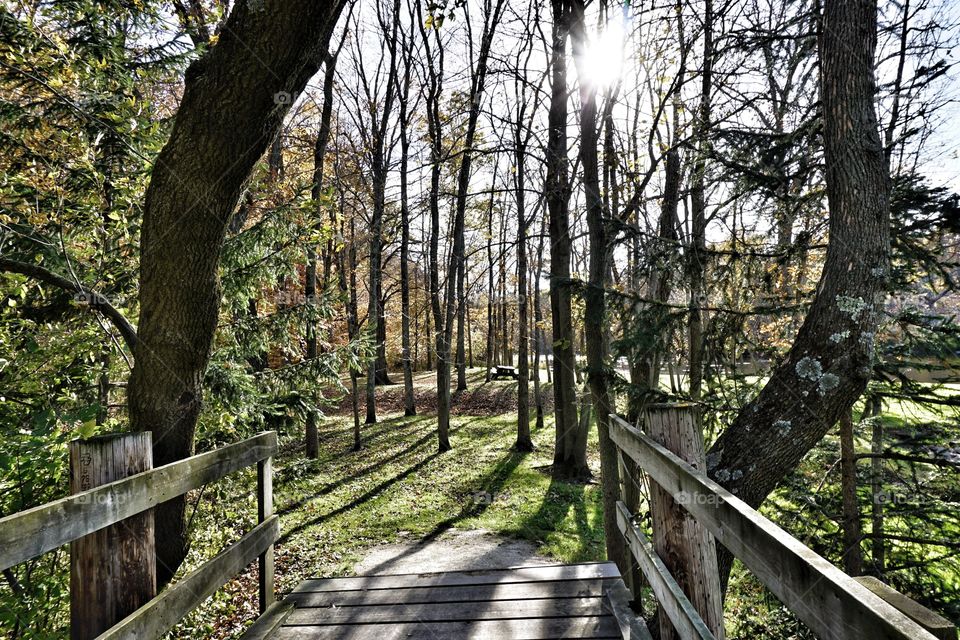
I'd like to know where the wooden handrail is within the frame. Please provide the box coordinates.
[95,516,279,640]
[615,501,715,640]
[0,431,277,572]
[609,415,939,640]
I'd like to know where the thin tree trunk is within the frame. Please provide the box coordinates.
[364,0,401,424]
[570,0,625,573]
[305,48,340,459]
[456,254,468,391]
[486,188,495,380]
[840,407,863,575]
[688,0,713,402]
[546,0,586,479]
[398,42,416,416]
[437,0,505,450]
[870,402,885,573]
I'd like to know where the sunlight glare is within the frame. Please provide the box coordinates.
[580,20,626,89]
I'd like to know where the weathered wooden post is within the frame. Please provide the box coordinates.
[70,432,156,639]
[644,403,725,640]
[616,448,647,608]
[257,432,276,614]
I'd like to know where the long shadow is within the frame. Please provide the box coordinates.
[277,450,443,544]
[360,447,531,575]
[513,475,598,562]
[311,413,431,453]
[276,427,437,517]
[277,417,483,543]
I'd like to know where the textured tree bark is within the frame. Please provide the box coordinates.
[708,0,890,592]
[840,407,863,575]
[128,0,346,585]
[546,0,587,478]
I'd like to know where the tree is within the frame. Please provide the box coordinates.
[435,0,506,451]
[707,0,891,591]
[128,0,348,586]
[546,0,588,479]
[570,0,626,571]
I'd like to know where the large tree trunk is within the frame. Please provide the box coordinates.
[708,0,891,592]
[128,0,346,586]
[546,0,587,479]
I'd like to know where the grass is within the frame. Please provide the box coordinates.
[172,377,606,638]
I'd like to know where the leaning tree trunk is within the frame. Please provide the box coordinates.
[128,0,347,586]
[708,0,891,592]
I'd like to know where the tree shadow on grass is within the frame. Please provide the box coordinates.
[357,446,532,574]
[276,416,488,544]
[277,449,444,544]
[275,424,436,517]
[511,476,603,563]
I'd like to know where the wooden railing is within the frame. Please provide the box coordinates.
[0,431,278,639]
[610,412,951,640]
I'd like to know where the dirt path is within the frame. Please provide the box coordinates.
[354,529,558,575]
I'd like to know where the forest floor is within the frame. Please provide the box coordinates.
[175,367,604,639]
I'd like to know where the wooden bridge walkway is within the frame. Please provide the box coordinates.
[243,562,650,640]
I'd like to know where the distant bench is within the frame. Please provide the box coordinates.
[490,365,519,380]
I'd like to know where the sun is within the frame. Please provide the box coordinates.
[579,20,626,89]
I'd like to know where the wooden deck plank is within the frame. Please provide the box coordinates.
[273,616,622,639]
[285,596,607,624]
[274,562,638,639]
[292,562,619,593]
[285,577,615,607]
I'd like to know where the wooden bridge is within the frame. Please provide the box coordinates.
[0,405,955,639]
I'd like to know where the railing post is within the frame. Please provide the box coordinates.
[70,432,156,639]
[616,448,647,608]
[257,432,276,614]
[644,404,725,640]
